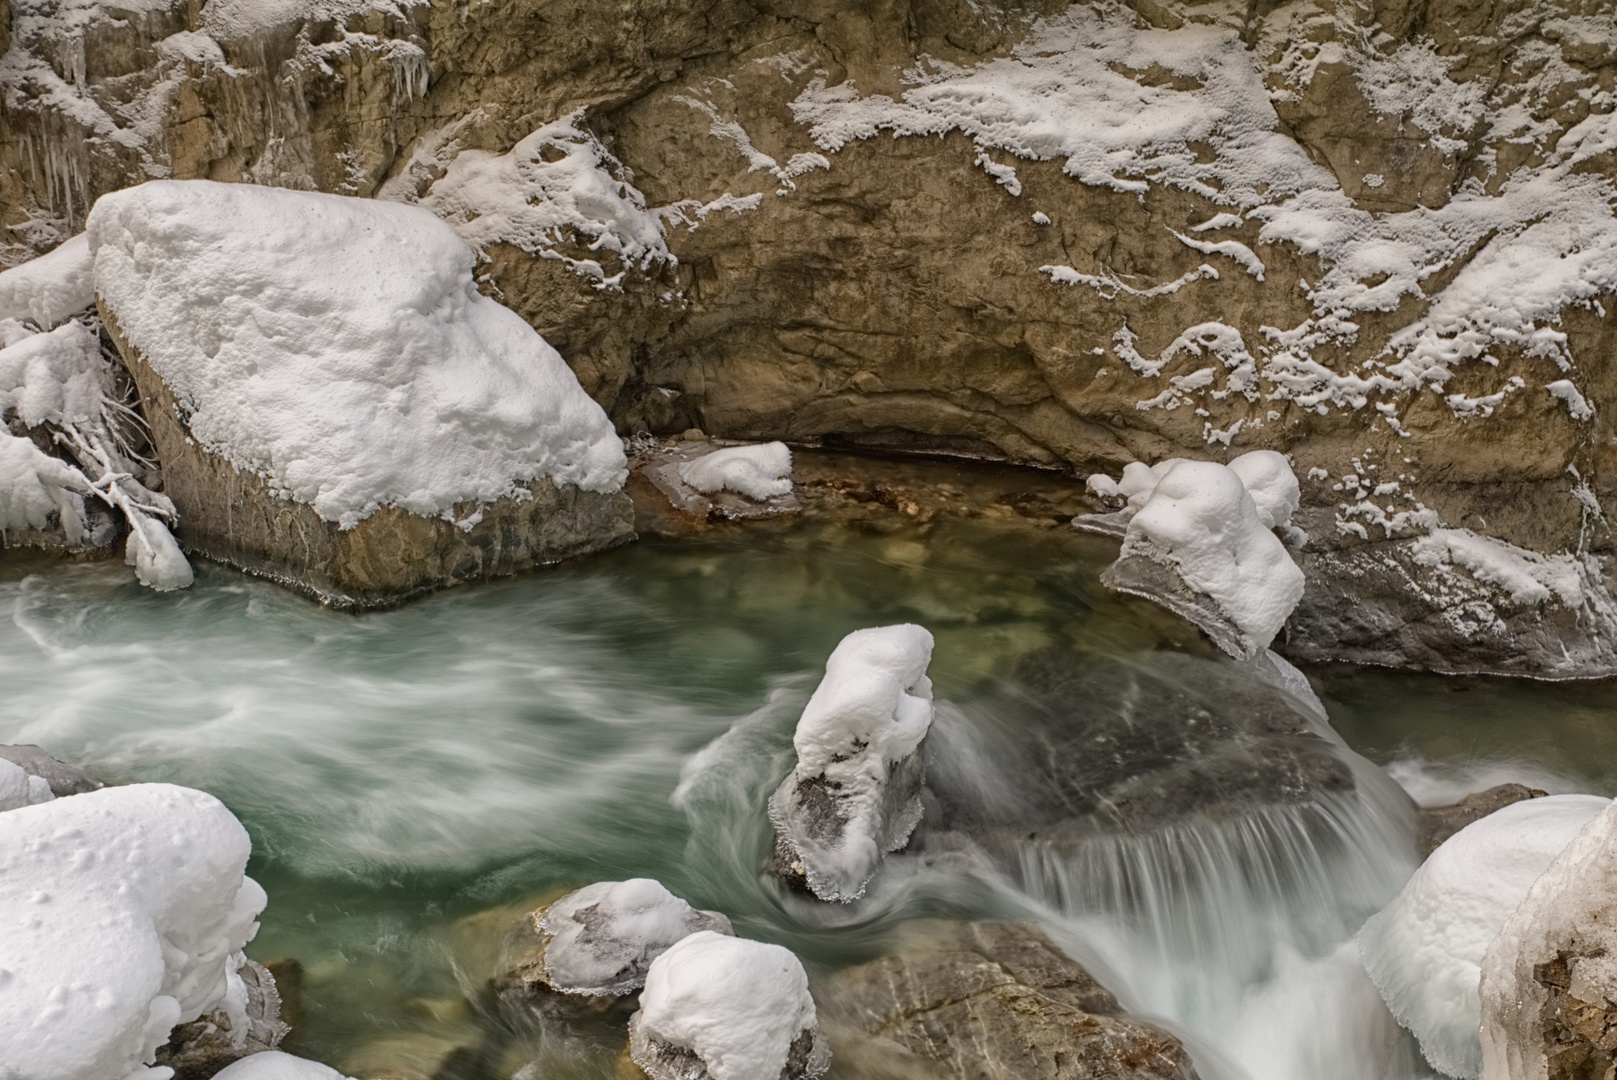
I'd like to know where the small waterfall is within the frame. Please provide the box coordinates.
[921,648,1428,1080]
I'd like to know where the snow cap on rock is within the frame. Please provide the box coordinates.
[0,783,267,1080]
[677,443,793,502]
[212,1050,355,1080]
[631,931,826,1080]
[1359,793,1610,1080]
[1122,459,1304,655]
[0,233,93,329]
[792,624,934,779]
[539,878,733,996]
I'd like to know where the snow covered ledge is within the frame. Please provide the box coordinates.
[86,181,635,609]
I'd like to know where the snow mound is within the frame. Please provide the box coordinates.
[212,1051,355,1080]
[1121,459,1305,656]
[677,443,793,502]
[0,756,54,810]
[1481,800,1617,1080]
[1227,450,1300,531]
[538,878,733,996]
[0,233,93,329]
[630,931,827,1080]
[770,624,934,902]
[1358,794,1609,1079]
[0,783,268,1080]
[0,319,105,426]
[793,624,934,780]
[86,180,626,531]
[0,427,89,541]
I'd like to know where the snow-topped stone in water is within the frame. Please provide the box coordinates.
[769,624,934,902]
[212,1051,355,1080]
[0,783,268,1080]
[538,878,733,996]
[86,180,627,531]
[1358,793,1609,1079]
[629,931,828,1080]
[1480,799,1617,1080]
[677,443,793,502]
[0,233,93,329]
[1122,459,1305,656]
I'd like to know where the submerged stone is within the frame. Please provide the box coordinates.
[819,920,1199,1080]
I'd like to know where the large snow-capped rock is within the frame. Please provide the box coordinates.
[86,180,634,607]
[1358,794,1610,1079]
[0,783,268,1080]
[628,931,829,1080]
[1480,799,1617,1080]
[769,624,934,902]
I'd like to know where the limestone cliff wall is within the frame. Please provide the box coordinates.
[6,0,1617,670]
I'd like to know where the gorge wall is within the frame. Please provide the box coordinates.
[5,0,1617,673]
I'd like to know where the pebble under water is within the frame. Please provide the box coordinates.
[1,453,1613,1080]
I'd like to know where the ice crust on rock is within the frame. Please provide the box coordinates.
[677,443,793,502]
[538,878,734,996]
[770,624,935,902]
[629,931,827,1080]
[1119,458,1305,656]
[0,233,94,329]
[1480,799,1617,1080]
[0,782,268,1080]
[86,180,627,531]
[1358,793,1610,1080]
[211,1051,355,1080]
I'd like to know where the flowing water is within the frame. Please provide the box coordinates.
[1,452,1613,1080]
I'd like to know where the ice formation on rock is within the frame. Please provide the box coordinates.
[87,180,627,530]
[1358,794,1610,1079]
[676,443,793,502]
[769,624,934,902]
[1480,799,1617,1080]
[629,931,828,1080]
[538,878,733,996]
[212,1051,355,1080]
[0,783,268,1080]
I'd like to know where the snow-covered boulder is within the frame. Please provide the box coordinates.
[85,179,635,608]
[0,755,54,809]
[536,878,733,996]
[0,233,94,329]
[1081,453,1305,659]
[628,931,829,1080]
[1358,794,1610,1079]
[637,440,800,521]
[0,783,269,1080]
[212,1051,354,1080]
[1480,799,1617,1080]
[768,624,934,902]
[0,743,100,798]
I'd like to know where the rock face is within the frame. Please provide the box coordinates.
[819,920,1199,1080]
[155,959,290,1080]
[1481,800,1617,1080]
[7,0,1617,667]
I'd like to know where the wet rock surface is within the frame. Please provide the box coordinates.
[819,920,1199,1080]
[104,313,636,610]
